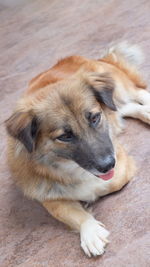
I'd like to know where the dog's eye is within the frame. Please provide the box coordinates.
[89,112,101,128]
[56,131,74,142]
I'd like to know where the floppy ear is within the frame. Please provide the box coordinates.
[86,72,117,111]
[5,111,40,153]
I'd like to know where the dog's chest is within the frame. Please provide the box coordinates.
[47,165,110,202]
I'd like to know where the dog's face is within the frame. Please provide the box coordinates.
[6,72,116,176]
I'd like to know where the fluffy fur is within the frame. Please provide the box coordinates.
[5,42,150,257]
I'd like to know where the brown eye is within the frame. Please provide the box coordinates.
[56,131,74,142]
[89,112,101,128]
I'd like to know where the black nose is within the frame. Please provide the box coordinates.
[97,155,115,173]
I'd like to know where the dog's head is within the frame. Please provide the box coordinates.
[5,72,116,178]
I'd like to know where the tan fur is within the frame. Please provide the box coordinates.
[43,200,93,231]
[5,43,150,257]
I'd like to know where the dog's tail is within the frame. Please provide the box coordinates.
[104,41,144,66]
[100,41,146,88]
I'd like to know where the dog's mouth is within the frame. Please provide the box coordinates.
[95,168,114,180]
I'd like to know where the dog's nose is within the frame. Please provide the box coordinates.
[97,155,115,173]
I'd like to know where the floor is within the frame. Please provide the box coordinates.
[0,0,150,266]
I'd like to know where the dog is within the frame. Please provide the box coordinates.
[5,42,150,257]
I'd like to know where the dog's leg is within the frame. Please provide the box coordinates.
[119,102,150,124]
[135,89,150,105]
[42,200,109,257]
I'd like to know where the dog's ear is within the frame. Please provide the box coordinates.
[5,111,40,153]
[85,72,117,111]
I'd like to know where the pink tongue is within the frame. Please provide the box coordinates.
[98,168,114,180]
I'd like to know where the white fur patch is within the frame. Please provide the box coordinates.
[119,102,150,124]
[137,89,150,105]
[80,218,110,257]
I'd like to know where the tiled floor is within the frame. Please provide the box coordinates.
[0,0,150,266]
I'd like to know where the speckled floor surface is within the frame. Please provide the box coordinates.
[0,0,150,266]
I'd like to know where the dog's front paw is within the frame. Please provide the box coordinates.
[139,105,150,124]
[80,218,110,257]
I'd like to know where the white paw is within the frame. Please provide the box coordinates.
[80,218,110,257]
[139,105,150,124]
[138,90,150,105]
